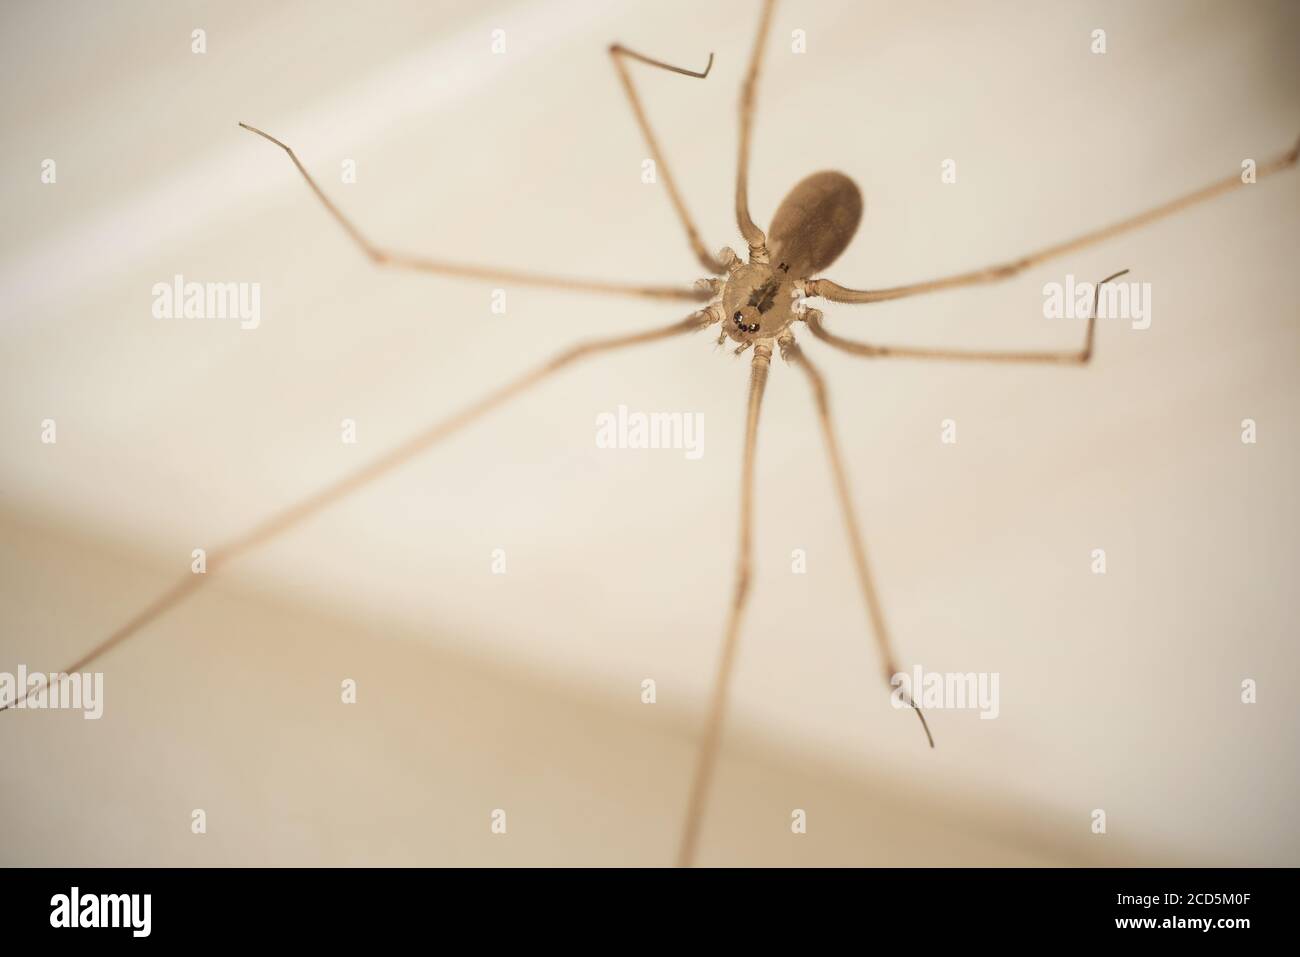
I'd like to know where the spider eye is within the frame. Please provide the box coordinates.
[732,311,743,322]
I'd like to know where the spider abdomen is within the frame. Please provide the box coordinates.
[767,170,864,278]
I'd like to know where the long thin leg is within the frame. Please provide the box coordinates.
[238,123,710,303]
[777,334,933,748]
[676,342,773,868]
[805,270,1127,363]
[0,312,713,713]
[735,0,778,255]
[806,139,1299,304]
[609,44,725,275]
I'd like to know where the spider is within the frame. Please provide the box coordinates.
[4,0,1295,869]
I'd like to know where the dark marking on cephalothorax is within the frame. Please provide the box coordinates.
[747,277,781,314]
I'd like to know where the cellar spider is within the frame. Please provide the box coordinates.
[4,0,1296,868]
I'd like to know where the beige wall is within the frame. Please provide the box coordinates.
[1,0,1297,865]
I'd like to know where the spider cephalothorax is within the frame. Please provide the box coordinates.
[718,260,793,342]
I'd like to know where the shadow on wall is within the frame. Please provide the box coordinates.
[0,510,1167,866]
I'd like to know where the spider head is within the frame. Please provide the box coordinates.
[719,260,797,345]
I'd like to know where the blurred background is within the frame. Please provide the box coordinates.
[0,0,1296,866]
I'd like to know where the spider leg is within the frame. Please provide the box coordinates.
[609,44,724,275]
[238,123,710,303]
[777,334,933,748]
[804,269,1128,363]
[734,0,778,256]
[0,312,715,712]
[676,341,773,868]
[807,138,1298,305]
